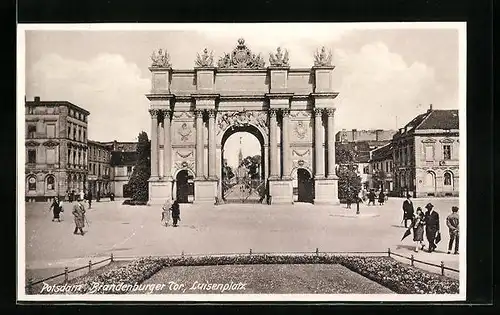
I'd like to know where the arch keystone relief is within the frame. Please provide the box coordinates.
[146,39,339,205]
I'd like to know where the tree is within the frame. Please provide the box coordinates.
[240,155,261,179]
[127,131,151,202]
[336,145,356,165]
[337,166,362,202]
[222,164,235,181]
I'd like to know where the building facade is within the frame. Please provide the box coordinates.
[146,40,340,205]
[25,97,89,202]
[87,140,112,197]
[392,106,459,197]
[106,141,138,198]
[368,143,394,192]
[335,129,396,188]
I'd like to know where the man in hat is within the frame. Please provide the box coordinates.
[424,203,440,252]
[446,206,459,254]
[72,195,86,236]
[402,194,414,228]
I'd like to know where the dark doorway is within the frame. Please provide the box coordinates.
[297,168,313,203]
[176,170,193,203]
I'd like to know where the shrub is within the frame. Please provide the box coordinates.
[126,131,151,203]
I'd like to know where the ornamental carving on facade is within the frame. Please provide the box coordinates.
[178,123,193,141]
[195,48,214,67]
[293,160,311,170]
[43,140,59,147]
[25,140,40,147]
[269,47,289,67]
[289,110,312,118]
[293,121,307,139]
[314,46,333,67]
[217,38,266,69]
[173,111,194,119]
[175,161,195,173]
[292,149,310,157]
[217,110,268,135]
[176,150,193,159]
[151,48,171,68]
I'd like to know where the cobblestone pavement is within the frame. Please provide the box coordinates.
[23,197,461,279]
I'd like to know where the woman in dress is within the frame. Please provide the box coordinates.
[171,200,181,227]
[412,207,425,252]
[50,197,61,222]
[378,190,385,205]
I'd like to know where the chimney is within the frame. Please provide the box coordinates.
[428,104,433,112]
[375,129,383,141]
[352,129,357,141]
[34,96,40,103]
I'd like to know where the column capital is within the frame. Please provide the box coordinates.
[325,108,336,117]
[269,108,278,117]
[149,109,160,118]
[207,109,216,118]
[314,108,324,117]
[282,109,290,117]
[195,109,205,118]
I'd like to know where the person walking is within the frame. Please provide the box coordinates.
[69,190,74,203]
[402,194,415,228]
[72,197,86,235]
[50,197,62,222]
[378,190,385,205]
[367,190,376,206]
[412,207,425,252]
[171,200,181,227]
[87,190,93,209]
[424,203,440,252]
[161,199,172,227]
[446,206,459,254]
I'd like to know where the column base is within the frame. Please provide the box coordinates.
[148,178,173,205]
[194,179,217,205]
[314,178,339,205]
[268,178,293,204]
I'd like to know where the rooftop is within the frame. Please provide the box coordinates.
[370,143,393,162]
[394,107,459,139]
[25,96,90,115]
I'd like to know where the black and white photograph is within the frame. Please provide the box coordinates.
[17,23,466,301]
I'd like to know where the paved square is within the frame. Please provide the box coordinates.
[24,197,460,279]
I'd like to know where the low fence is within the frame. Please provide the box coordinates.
[25,249,459,294]
[26,254,115,294]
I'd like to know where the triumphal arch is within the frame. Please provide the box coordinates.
[146,39,339,205]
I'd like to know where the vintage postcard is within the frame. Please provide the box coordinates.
[17,22,466,301]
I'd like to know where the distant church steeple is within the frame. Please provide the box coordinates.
[238,136,243,166]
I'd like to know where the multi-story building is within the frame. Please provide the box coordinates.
[392,106,459,197]
[87,140,112,197]
[335,129,396,188]
[25,96,89,202]
[104,141,138,198]
[368,142,394,192]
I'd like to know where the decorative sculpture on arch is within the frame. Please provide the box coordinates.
[151,48,171,68]
[216,110,268,135]
[269,47,289,67]
[314,46,333,67]
[217,38,266,69]
[195,48,214,67]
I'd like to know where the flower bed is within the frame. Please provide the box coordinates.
[336,256,459,294]
[44,254,459,295]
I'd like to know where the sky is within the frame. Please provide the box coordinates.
[22,23,462,168]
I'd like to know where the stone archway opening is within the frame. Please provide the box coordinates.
[175,170,194,203]
[220,124,266,204]
[296,168,314,203]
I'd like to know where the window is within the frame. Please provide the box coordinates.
[28,176,36,191]
[46,148,56,164]
[28,125,36,138]
[98,164,101,176]
[46,175,55,190]
[443,145,451,160]
[46,124,56,138]
[444,172,452,185]
[78,130,82,142]
[83,130,86,141]
[424,145,434,161]
[73,128,76,140]
[68,125,71,138]
[27,149,36,163]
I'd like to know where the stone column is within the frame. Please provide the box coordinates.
[208,109,217,179]
[281,109,291,179]
[314,108,325,178]
[149,109,159,178]
[69,147,74,165]
[269,109,279,178]
[162,110,171,179]
[195,110,204,179]
[326,108,336,178]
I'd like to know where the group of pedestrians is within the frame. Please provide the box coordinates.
[401,194,459,255]
[48,194,88,236]
[161,199,181,227]
[366,189,387,206]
